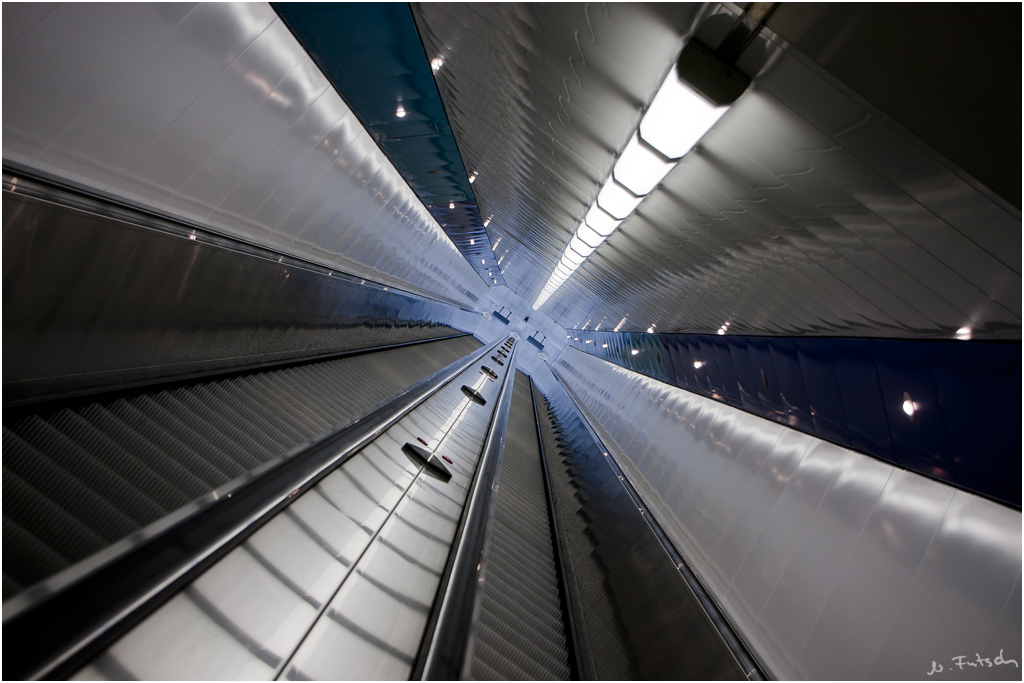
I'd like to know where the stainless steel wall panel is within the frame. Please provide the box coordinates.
[532,378,747,680]
[569,329,1021,506]
[553,347,1022,680]
[754,452,893,675]
[796,470,956,679]
[867,492,1023,679]
[3,185,480,402]
[1,3,59,52]
[3,3,486,307]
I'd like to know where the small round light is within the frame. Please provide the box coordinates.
[396,106,407,118]
[902,391,916,421]
[631,349,639,356]
[431,57,443,72]
[602,343,608,348]
[646,326,654,333]
[694,361,703,369]
[955,326,971,340]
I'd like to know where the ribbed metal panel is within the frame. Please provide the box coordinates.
[2,336,482,601]
[468,371,570,681]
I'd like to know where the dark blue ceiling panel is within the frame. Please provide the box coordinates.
[274,2,504,286]
[567,330,1022,508]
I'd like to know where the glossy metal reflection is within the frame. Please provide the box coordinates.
[553,346,1022,680]
[2,178,481,404]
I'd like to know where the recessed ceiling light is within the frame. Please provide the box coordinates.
[395,106,406,118]
[631,349,639,355]
[470,238,475,245]
[602,343,608,348]
[694,361,704,369]
[955,326,971,340]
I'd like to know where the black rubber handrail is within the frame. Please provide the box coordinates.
[414,336,520,680]
[1,337,505,681]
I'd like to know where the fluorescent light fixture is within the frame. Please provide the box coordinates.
[563,250,585,266]
[597,177,643,219]
[585,205,622,236]
[613,133,675,195]
[569,236,594,257]
[640,69,726,159]
[534,53,736,310]
[577,224,606,248]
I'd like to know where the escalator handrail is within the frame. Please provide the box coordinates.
[2,337,506,681]
[415,337,520,680]
[554,376,768,681]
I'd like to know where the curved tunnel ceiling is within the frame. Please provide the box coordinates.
[411,2,1021,340]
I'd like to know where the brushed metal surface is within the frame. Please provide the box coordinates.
[2,335,483,604]
[1,2,487,307]
[413,3,1020,340]
[66,337,517,680]
[533,373,745,680]
[565,328,1022,506]
[3,183,480,403]
[553,346,1022,680]
[464,370,570,680]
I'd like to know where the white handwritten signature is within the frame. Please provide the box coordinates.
[927,650,1019,675]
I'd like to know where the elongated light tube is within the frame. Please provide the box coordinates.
[533,63,728,309]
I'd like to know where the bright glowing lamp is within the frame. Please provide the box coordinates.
[613,133,675,195]
[569,236,595,258]
[585,205,622,236]
[640,70,727,159]
[577,223,606,249]
[597,177,643,219]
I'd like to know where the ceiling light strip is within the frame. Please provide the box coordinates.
[533,62,728,309]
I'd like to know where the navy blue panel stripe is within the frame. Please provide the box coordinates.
[273,2,503,286]
[565,331,1022,508]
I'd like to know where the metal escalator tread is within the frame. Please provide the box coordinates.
[2,335,482,601]
[468,371,570,681]
[532,386,638,680]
